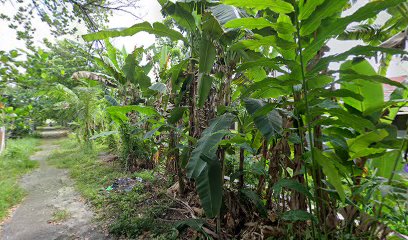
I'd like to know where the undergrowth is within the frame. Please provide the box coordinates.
[0,138,40,220]
[47,136,178,239]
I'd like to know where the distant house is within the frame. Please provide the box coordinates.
[386,75,408,131]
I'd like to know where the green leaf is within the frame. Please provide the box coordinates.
[94,57,125,84]
[370,150,404,179]
[311,107,375,133]
[196,154,223,218]
[244,98,282,140]
[310,46,407,75]
[170,59,189,92]
[236,57,293,73]
[225,17,274,30]
[187,113,235,179]
[175,219,206,232]
[107,105,158,122]
[168,107,187,124]
[198,74,214,108]
[313,148,346,202]
[123,50,138,83]
[310,89,363,101]
[89,131,118,140]
[225,17,296,34]
[299,0,325,21]
[340,59,384,115]
[303,0,405,62]
[104,39,120,71]
[202,12,224,39]
[231,35,297,52]
[339,69,406,89]
[83,22,186,42]
[199,36,216,74]
[241,189,267,217]
[161,2,196,31]
[281,210,317,222]
[223,0,294,13]
[347,129,389,159]
[300,0,347,36]
[272,179,312,198]
[149,82,167,93]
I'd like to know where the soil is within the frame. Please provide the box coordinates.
[0,129,108,240]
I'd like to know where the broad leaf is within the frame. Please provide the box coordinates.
[244,98,282,140]
[186,113,235,179]
[149,82,167,93]
[340,59,384,115]
[299,0,325,21]
[370,150,404,179]
[225,18,296,34]
[310,45,407,75]
[83,22,186,42]
[313,148,346,202]
[196,155,223,218]
[300,0,348,36]
[107,105,158,122]
[347,129,389,159]
[303,0,405,62]
[273,179,312,198]
[281,210,317,222]
[89,131,118,140]
[168,107,187,124]
[223,0,294,13]
[198,74,214,108]
[199,36,216,74]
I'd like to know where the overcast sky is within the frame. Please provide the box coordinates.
[0,0,406,77]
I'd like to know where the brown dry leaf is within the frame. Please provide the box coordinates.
[192,207,203,217]
[267,211,277,223]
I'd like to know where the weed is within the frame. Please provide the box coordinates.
[47,137,176,239]
[51,209,71,222]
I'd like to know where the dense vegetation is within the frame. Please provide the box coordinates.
[1,0,408,239]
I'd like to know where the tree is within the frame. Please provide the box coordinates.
[0,0,140,49]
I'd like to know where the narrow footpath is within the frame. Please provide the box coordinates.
[0,129,108,240]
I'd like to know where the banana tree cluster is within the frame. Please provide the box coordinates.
[80,0,408,238]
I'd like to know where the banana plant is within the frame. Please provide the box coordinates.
[222,0,407,235]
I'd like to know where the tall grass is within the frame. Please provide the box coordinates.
[0,138,40,220]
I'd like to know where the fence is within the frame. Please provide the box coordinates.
[0,127,5,153]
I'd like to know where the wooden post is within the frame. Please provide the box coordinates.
[0,126,5,153]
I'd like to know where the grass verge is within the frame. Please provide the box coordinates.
[47,137,178,239]
[0,138,40,220]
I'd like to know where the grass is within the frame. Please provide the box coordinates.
[0,138,40,220]
[47,137,177,239]
[50,209,71,222]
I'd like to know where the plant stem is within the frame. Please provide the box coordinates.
[294,6,321,238]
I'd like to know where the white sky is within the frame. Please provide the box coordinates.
[0,0,406,77]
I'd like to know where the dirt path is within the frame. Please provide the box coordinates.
[0,131,108,240]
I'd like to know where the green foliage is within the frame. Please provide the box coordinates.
[82,22,186,42]
[3,0,408,238]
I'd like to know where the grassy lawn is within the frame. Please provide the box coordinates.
[47,137,177,239]
[0,138,40,220]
